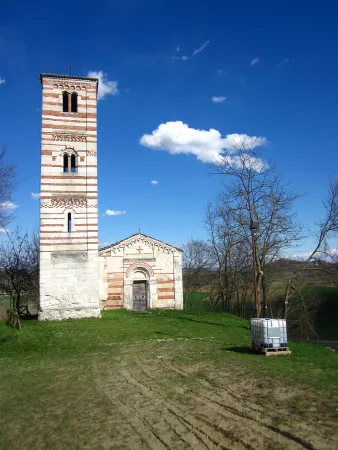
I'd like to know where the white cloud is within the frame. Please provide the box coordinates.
[140,121,268,165]
[288,248,338,261]
[105,210,126,216]
[0,228,8,233]
[87,71,119,100]
[212,96,226,103]
[250,57,259,66]
[276,58,295,69]
[0,201,18,210]
[172,41,210,61]
[217,69,228,76]
[31,192,40,199]
[0,77,5,85]
[99,241,109,247]
[150,180,159,185]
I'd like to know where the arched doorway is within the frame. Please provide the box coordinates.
[131,268,149,311]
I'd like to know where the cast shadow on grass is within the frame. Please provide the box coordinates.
[223,346,256,355]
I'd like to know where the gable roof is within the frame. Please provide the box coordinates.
[99,232,183,254]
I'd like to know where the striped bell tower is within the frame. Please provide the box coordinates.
[39,73,100,320]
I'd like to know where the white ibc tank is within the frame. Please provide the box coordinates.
[250,318,288,350]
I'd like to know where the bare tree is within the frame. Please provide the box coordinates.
[205,203,253,313]
[182,239,212,310]
[211,143,303,317]
[0,147,17,229]
[282,180,338,320]
[0,228,39,315]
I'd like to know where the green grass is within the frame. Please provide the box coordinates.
[1,310,337,393]
[184,291,211,311]
[1,310,337,448]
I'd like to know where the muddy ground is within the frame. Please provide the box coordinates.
[89,339,338,450]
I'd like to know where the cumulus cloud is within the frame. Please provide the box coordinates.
[140,121,268,165]
[0,201,18,210]
[0,228,8,233]
[172,41,210,61]
[212,96,226,103]
[87,71,119,100]
[31,192,40,199]
[0,77,5,85]
[105,210,126,216]
[150,180,159,185]
[250,57,259,66]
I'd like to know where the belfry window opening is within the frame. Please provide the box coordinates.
[62,91,78,113]
[71,154,76,172]
[63,153,69,172]
[62,91,69,112]
[67,213,72,233]
[71,92,78,112]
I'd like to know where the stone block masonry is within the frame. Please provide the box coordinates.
[38,73,101,320]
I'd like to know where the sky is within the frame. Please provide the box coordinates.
[1,0,338,255]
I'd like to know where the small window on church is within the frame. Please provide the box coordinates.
[71,154,76,172]
[63,154,69,172]
[71,92,78,113]
[67,213,72,233]
[62,91,69,112]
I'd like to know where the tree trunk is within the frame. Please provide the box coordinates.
[261,274,269,318]
[282,280,291,319]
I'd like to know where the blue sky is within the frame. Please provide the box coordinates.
[1,0,338,254]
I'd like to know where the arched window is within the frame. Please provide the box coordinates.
[71,92,78,113]
[71,154,76,172]
[62,91,69,112]
[63,153,69,172]
[67,213,72,233]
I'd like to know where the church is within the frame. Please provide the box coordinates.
[39,73,183,320]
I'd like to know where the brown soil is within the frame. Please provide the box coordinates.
[90,342,338,450]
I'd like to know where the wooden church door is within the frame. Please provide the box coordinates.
[132,281,147,311]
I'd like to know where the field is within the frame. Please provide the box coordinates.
[1,310,338,449]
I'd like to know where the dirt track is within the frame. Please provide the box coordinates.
[92,341,338,450]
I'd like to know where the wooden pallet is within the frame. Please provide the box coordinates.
[255,347,291,356]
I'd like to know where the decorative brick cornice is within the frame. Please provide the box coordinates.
[41,196,88,208]
[99,233,182,255]
[53,133,87,142]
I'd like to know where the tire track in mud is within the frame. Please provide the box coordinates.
[133,362,279,449]
[122,367,272,450]
[162,360,337,447]
[94,362,223,449]
[134,359,315,450]
[120,369,234,450]
[162,360,267,416]
[161,360,332,448]
[92,364,172,450]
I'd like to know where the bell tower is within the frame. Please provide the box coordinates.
[39,73,100,320]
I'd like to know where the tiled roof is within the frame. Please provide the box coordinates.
[40,73,98,83]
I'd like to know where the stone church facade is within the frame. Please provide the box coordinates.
[99,233,183,311]
[38,73,183,320]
